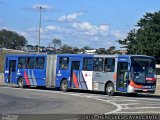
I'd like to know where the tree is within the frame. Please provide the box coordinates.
[96,48,107,54]
[80,46,93,53]
[50,38,61,49]
[60,44,73,54]
[106,46,117,54]
[117,29,137,54]
[0,29,27,49]
[117,11,160,56]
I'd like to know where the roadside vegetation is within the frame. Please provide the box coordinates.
[0,51,26,73]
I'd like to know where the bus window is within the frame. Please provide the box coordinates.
[72,61,80,70]
[93,58,103,71]
[26,57,35,69]
[104,58,115,72]
[18,57,26,69]
[59,57,69,70]
[83,58,93,71]
[36,57,45,69]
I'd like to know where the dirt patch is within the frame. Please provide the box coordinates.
[0,50,26,73]
[0,73,4,85]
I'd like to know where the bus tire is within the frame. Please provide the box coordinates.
[18,77,24,88]
[106,82,115,96]
[60,79,68,92]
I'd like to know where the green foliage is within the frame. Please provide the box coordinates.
[96,46,120,55]
[60,44,80,54]
[0,29,27,49]
[51,38,62,49]
[96,48,107,54]
[118,11,160,56]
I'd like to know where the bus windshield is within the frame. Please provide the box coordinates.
[131,57,156,83]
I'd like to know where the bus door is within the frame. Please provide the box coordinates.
[8,60,17,84]
[116,62,128,92]
[70,59,81,89]
[70,61,81,89]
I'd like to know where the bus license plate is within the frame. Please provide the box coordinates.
[142,86,151,89]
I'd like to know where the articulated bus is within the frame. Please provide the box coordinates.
[4,54,156,96]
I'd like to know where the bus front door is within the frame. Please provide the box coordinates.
[8,60,16,84]
[70,61,81,89]
[116,62,128,92]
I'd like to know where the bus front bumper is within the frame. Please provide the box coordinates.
[127,85,156,94]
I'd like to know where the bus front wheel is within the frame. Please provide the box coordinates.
[60,79,68,92]
[106,83,115,96]
[18,77,24,88]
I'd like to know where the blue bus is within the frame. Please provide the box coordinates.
[4,54,156,96]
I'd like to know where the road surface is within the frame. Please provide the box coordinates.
[0,86,160,119]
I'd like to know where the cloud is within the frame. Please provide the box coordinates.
[71,22,110,36]
[111,30,127,39]
[27,26,38,32]
[58,12,83,22]
[27,26,44,33]
[17,31,30,38]
[45,25,60,31]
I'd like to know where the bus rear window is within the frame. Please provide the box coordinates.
[83,58,93,71]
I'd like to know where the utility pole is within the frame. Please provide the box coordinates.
[37,6,44,53]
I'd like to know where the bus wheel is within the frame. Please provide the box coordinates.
[60,80,68,92]
[106,83,115,96]
[18,77,24,88]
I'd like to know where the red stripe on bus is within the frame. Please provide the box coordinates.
[73,72,79,88]
[24,70,30,86]
[113,74,117,80]
[129,80,142,89]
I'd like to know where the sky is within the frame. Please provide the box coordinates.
[0,0,160,49]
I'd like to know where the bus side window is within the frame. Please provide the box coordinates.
[104,58,115,72]
[93,58,103,71]
[18,57,26,69]
[26,57,35,69]
[36,57,45,69]
[59,57,69,70]
[83,58,93,71]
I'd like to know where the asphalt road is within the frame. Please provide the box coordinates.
[0,87,116,114]
[0,86,160,115]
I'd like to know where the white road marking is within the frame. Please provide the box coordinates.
[123,107,160,109]
[1,86,160,114]
[119,103,140,105]
[107,100,137,102]
[131,97,160,102]
[0,87,122,114]
[115,111,160,114]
